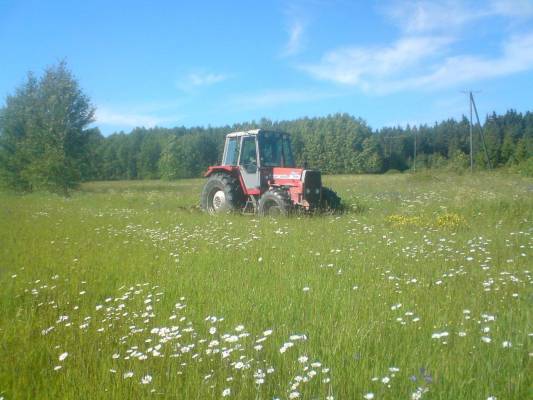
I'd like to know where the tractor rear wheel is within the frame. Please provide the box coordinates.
[201,173,244,214]
[321,187,342,211]
[258,190,291,217]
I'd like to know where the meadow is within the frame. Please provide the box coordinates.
[0,172,531,400]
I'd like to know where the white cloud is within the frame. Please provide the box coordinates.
[177,71,227,91]
[231,88,336,109]
[300,36,452,86]
[282,20,304,56]
[279,0,318,57]
[383,0,533,33]
[484,0,533,18]
[187,72,226,87]
[95,107,168,128]
[383,1,484,33]
[302,32,533,93]
[301,0,533,94]
[385,32,533,91]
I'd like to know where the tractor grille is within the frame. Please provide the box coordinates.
[303,170,322,207]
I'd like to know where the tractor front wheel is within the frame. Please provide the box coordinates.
[201,173,244,214]
[321,187,342,212]
[258,190,291,217]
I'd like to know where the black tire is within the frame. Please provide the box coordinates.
[200,173,245,214]
[321,187,342,211]
[258,189,291,217]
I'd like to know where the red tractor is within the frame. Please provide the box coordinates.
[200,129,341,215]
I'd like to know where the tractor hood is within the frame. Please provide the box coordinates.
[269,167,322,209]
[271,167,303,181]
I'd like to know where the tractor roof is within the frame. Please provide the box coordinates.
[225,129,289,138]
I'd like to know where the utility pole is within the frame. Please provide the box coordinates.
[470,92,492,170]
[384,135,413,170]
[469,93,473,172]
[462,90,481,172]
[413,130,417,172]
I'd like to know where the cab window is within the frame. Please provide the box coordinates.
[239,137,257,167]
[223,137,240,165]
[282,135,295,167]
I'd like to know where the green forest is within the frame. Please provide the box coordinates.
[1,63,532,193]
[90,111,533,181]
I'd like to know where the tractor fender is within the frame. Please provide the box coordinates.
[204,165,237,177]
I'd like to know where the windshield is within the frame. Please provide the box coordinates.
[258,132,295,167]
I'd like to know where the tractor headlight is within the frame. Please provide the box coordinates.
[305,188,310,194]
[315,188,320,194]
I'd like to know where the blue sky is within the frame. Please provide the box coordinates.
[1,0,533,135]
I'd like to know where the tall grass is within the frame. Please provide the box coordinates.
[0,172,531,399]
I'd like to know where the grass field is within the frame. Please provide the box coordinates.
[0,172,532,400]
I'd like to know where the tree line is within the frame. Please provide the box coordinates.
[1,63,532,193]
[89,111,532,180]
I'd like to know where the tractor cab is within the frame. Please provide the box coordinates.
[221,130,295,192]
